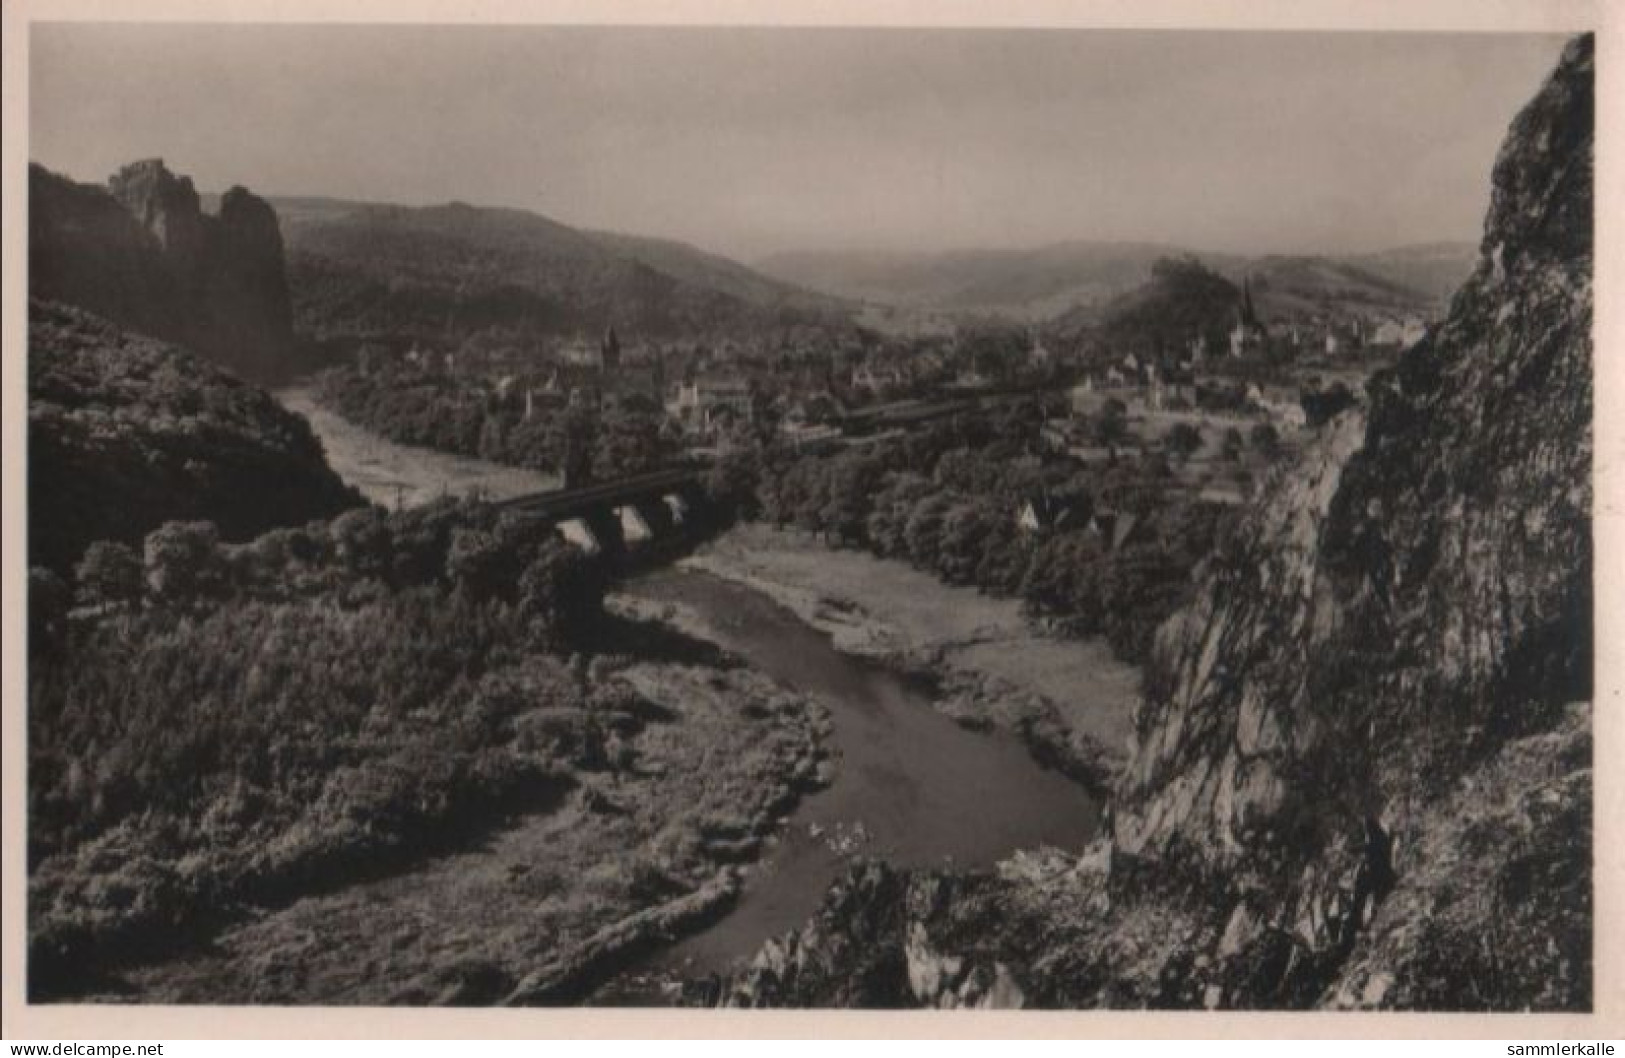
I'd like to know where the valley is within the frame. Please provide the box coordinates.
[19,26,1595,1018]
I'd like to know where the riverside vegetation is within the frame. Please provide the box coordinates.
[29,484,834,1002]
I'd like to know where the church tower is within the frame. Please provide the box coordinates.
[1230,276,1266,357]
[600,325,622,373]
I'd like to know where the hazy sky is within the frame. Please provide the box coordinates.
[30,24,1569,261]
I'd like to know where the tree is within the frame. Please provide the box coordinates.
[1165,422,1204,461]
[594,409,670,481]
[143,521,223,605]
[866,473,934,558]
[936,501,999,584]
[445,528,514,602]
[1302,381,1356,428]
[29,566,71,656]
[704,447,762,518]
[75,541,144,608]
[519,539,606,648]
[1222,427,1245,462]
[903,494,954,570]
[818,455,886,546]
[1094,398,1129,446]
[329,507,393,580]
[1250,422,1281,458]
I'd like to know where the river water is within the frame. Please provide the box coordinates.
[615,568,1100,989]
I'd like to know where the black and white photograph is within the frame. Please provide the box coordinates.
[4,0,1611,1030]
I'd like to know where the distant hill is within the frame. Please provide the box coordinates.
[28,300,361,573]
[1051,256,1241,351]
[1230,255,1439,323]
[1342,241,1478,305]
[757,242,1184,320]
[267,196,852,350]
[760,240,1464,327]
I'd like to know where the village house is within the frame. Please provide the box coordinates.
[1015,490,1088,535]
[674,371,753,433]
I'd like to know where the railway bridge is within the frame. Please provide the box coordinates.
[495,467,709,557]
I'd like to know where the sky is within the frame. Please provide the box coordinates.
[29,24,1571,262]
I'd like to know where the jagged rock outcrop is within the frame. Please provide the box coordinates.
[1115,30,1591,1000]
[702,33,1593,1011]
[31,159,298,383]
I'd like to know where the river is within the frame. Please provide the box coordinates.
[276,385,560,507]
[279,392,1104,1002]
[604,568,1099,997]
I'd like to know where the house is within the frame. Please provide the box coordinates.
[676,372,753,430]
[1371,318,1405,347]
[1077,508,1142,552]
[1069,379,1096,414]
[1189,333,1208,364]
[1015,491,1087,535]
[1198,484,1249,506]
[1067,444,1117,466]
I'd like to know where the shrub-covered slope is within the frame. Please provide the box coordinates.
[28,300,361,572]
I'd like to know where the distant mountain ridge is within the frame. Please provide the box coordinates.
[249,194,851,350]
[759,240,1476,324]
[757,242,1184,320]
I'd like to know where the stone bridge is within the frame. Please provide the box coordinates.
[495,467,709,557]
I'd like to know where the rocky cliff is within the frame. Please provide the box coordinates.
[707,33,1593,1011]
[32,160,299,383]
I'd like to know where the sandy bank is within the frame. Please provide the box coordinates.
[681,523,1142,789]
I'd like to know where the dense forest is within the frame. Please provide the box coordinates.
[315,361,681,483]
[702,400,1246,666]
[27,301,362,573]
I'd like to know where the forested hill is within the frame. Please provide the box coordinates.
[273,196,854,350]
[28,300,362,573]
[1049,255,1241,349]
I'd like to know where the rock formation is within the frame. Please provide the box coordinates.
[709,33,1593,1011]
[31,159,298,383]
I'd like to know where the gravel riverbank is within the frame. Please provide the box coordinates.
[680,524,1142,791]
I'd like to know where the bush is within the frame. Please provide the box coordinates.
[519,539,606,648]
[29,567,71,655]
[75,541,143,608]
[142,522,223,605]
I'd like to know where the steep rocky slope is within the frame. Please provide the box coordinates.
[31,160,301,383]
[705,33,1592,1011]
[28,300,361,573]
